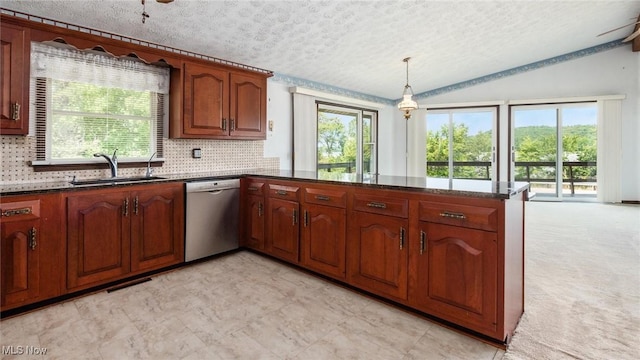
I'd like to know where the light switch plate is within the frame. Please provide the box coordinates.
[192,148,202,158]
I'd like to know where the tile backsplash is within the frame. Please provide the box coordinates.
[1,136,279,184]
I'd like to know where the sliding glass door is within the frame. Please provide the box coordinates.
[511,103,597,200]
[426,108,497,180]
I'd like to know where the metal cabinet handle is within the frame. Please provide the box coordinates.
[1,207,31,217]
[230,118,235,132]
[276,190,288,196]
[11,102,20,121]
[123,198,129,216]
[258,202,263,217]
[315,195,330,201]
[399,227,405,250]
[248,186,259,191]
[367,202,387,209]
[304,210,309,227]
[292,209,298,225]
[222,118,227,130]
[420,231,426,255]
[29,227,37,250]
[439,211,466,219]
[134,196,139,215]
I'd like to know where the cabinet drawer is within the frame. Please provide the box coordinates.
[353,194,408,218]
[245,181,265,196]
[268,183,300,201]
[419,201,497,231]
[1,200,40,222]
[304,187,347,208]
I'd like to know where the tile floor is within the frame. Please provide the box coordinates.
[0,251,505,360]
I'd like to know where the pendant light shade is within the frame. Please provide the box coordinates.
[397,57,418,120]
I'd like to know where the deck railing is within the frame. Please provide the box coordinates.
[318,161,596,194]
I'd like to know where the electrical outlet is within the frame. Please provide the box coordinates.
[268,120,274,131]
[192,148,202,158]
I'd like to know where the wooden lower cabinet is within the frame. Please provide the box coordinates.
[240,178,525,344]
[244,194,265,250]
[411,222,498,337]
[347,211,408,300]
[66,183,184,291]
[67,191,131,289]
[130,185,184,272]
[1,194,64,311]
[267,197,299,262]
[1,216,40,307]
[301,203,346,279]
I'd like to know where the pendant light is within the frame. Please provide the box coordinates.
[397,57,418,120]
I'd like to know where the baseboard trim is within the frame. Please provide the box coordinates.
[621,200,640,205]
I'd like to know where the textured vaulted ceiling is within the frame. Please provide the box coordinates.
[2,0,639,100]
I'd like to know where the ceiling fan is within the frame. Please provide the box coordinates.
[597,15,640,42]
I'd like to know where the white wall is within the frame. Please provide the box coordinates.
[265,46,639,201]
[264,81,293,170]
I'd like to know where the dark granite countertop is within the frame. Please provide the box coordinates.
[1,168,529,199]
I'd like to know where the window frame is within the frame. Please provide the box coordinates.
[28,45,167,171]
[316,101,378,176]
[425,106,498,181]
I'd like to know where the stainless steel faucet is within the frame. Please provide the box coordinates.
[94,149,118,178]
[145,152,156,178]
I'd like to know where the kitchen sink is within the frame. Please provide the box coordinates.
[70,176,166,186]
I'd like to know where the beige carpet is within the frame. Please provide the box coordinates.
[503,201,640,360]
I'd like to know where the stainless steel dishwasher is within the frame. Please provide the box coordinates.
[185,178,240,262]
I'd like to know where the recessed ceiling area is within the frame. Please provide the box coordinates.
[2,0,639,100]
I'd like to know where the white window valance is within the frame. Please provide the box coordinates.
[30,42,170,94]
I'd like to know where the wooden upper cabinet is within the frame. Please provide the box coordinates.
[171,61,268,140]
[181,62,229,137]
[230,72,266,139]
[0,23,29,135]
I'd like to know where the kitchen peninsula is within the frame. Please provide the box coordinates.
[240,171,528,346]
[1,170,527,346]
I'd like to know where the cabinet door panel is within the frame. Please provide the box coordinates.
[0,24,29,134]
[245,194,265,250]
[347,212,408,300]
[131,185,184,272]
[183,62,229,136]
[229,72,266,139]
[268,198,299,262]
[301,204,346,279]
[67,193,130,289]
[413,222,498,336]
[1,220,39,306]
